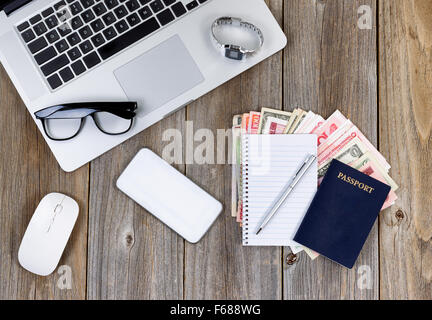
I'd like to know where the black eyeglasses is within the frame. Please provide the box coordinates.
[34,102,137,141]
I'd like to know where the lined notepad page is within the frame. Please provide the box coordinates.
[242,134,317,246]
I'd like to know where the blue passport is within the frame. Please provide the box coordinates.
[294,159,391,269]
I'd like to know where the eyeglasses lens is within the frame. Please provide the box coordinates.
[93,112,132,134]
[44,118,82,140]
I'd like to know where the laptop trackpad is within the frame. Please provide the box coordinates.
[114,35,204,118]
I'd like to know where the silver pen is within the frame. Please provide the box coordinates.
[256,154,317,235]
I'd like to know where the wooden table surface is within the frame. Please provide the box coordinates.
[1,0,431,300]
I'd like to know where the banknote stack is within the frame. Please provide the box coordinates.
[231,108,398,259]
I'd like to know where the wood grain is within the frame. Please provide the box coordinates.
[1,0,432,300]
[87,113,185,299]
[283,0,379,299]
[0,64,89,299]
[183,0,284,300]
[379,0,432,299]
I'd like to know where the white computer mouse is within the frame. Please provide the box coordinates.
[18,193,79,276]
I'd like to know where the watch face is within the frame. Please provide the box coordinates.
[225,48,243,60]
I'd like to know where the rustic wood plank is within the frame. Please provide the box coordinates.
[0,64,39,299]
[87,113,185,299]
[378,0,432,299]
[283,0,379,299]
[34,144,89,299]
[183,0,284,300]
[0,64,89,299]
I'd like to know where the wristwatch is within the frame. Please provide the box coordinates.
[211,17,264,61]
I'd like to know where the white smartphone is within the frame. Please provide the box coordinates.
[117,148,223,243]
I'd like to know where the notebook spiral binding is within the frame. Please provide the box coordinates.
[242,135,249,245]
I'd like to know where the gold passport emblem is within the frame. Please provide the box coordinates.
[337,172,375,194]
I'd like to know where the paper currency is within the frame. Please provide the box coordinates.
[241,113,250,133]
[306,116,325,134]
[231,123,242,217]
[289,110,307,133]
[318,138,368,178]
[248,111,261,134]
[283,108,300,134]
[313,110,347,144]
[258,108,291,134]
[294,111,315,134]
[318,124,390,172]
[351,152,398,191]
[263,117,289,134]
[357,162,398,210]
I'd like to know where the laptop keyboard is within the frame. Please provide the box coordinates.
[16,0,210,91]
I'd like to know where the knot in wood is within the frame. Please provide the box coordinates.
[125,233,134,246]
[286,253,298,265]
[395,210,404,221]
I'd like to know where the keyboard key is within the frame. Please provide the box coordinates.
[114,19,129,33]
[198,0,207,3]
[83,51,101,69]
[34,22,48,36]
[45,15,59,29]
[138,6,152,20]
[41,54,69,76]
[105,0,118,9]
[70,2,84,15]
[81,9,95,22]
[99,17,159,60]
[59,67,74,82]
[30,14,42,24]
[139,0,151,4]
[56,6,72,20]
[80,0,95,8]
[17,21,30,32]
[67,47,82,60]
[114,5,128,19]
[126,13,140,26]
[47,74,62,90]
[67,32,81,45]
[55,39,69,52]
[54,1,66,10]
[150,0,164,13]
[103,26,117,40]
[34,46,57,65]
[126,0,139,12]
[162,0,175,5]
[156,8,174,26]
[186,0,198,10]
[90,19,105,32]
[93,3,107,16]
[79,40,93,53]
[72,16,84,29]
[171,2,186,17]
[28,37,48,54]
[58,23,72,36]
[46,29,60,43]
[71,60,86,75]
[79,25,93,39]
[91,33,105,47]
[21,29,36,43]
[102,12,116,25]
[42,8,54,18]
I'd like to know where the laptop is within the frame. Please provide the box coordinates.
[0,0,286,172]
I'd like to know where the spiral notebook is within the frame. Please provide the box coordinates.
[242,134,317,246]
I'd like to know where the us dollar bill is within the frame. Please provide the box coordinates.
[318,138,367,178]
[258,108,292,134]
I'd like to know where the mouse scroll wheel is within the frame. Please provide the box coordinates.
[54,204,63,214]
